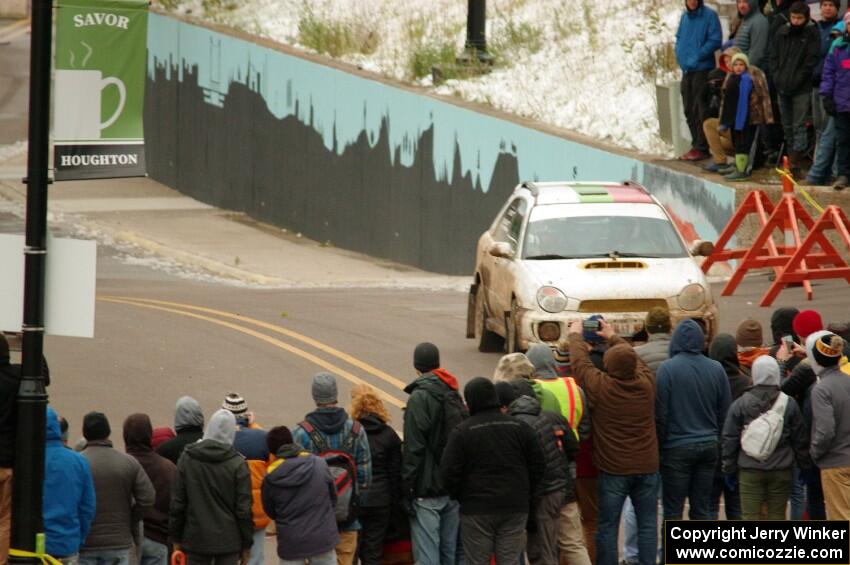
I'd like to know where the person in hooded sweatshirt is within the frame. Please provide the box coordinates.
[79,412,155,565]
[156,396,205,465]
[807,331,850,519]
[707,334,750,520]
[43,407,96,563]
[292,373,371,565]
[675,0,723,161]
[169,409,254,565]
[440,377,545,565]
[401,342,464,565]
[735,0,770,68]
[123,413,177,565]
[567,320,658,565]
[496,380,582,565]
[526,344,593,565]
[349,384,402,565]
[655,320,731,523]
[262,426,339,565]
[722,355,811,519]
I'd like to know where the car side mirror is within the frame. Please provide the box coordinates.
[690,240,715,257]
[488,242,515,259]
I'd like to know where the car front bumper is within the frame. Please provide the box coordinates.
[515,304,719,350]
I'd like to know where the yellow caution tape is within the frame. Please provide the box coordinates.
[9,548,63,565]
[775,168,825,214]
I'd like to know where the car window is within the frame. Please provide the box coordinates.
[522,215,688,259]
[492,198,527,247]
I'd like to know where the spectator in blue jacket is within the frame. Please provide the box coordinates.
[675,0,723,161]
[656,320,731,522]
[43,407,96,563]
[820,13,850,189]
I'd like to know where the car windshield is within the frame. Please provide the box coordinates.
[523,215,688,259]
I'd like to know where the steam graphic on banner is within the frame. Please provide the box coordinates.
[52,0,148,181]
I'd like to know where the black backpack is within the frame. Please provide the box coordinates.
[423,382,468,453]
[298,420,362,526]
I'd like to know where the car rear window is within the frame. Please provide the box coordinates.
[523,215,688,260]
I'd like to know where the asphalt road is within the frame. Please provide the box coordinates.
[36,247,850,444]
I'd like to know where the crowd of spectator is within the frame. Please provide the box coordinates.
[2,303,850,565]
[675,0,850,189]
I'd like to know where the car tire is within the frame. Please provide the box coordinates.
[505,299,522,354]
[475,286,504,352]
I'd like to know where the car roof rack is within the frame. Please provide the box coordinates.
[520,180,539,196]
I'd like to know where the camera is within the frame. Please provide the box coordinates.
[782,335,794,353]
[582,319,601,332]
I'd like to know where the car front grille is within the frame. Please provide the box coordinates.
[578,299,668,313]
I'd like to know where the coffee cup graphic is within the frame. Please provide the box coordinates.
[54,69,126,140]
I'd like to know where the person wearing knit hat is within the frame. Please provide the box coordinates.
[567,318,659,565]
[292,372,371,565]
[79,412,155,562]
[736,319,770,371]
[721,355,810,520]
[263,425,340,564]
[719,48,758,181]
[440,377,545,565]
[493,352,535,383]
[401,343,465,565]
[413,342,440,374]
[222,392,248,415]
[808,331,850,519]
[793,310,824,339]
[225,393,270,565]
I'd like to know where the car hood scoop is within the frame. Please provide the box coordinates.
[581,260,647,270]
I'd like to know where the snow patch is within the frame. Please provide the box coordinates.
[163,0,683,156]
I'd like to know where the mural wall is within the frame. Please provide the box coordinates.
[145,14,735,275]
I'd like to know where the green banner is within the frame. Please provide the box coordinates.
[53,0,148,180]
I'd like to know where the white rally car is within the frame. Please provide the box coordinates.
[465,181,717,352]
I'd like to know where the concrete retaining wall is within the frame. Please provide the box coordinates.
[144,13,736,275]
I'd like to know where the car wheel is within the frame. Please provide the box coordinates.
[505,299,522,354]
[475,286,504,352]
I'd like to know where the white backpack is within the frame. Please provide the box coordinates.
[740,392,789,461]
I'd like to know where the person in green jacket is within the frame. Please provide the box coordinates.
[170,409,254,565]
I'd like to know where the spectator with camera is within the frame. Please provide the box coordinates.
[567,319,658,565]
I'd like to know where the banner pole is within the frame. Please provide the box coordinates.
[10,0,52,561]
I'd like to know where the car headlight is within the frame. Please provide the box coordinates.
[537,286,567,313]
[678,283,706,311]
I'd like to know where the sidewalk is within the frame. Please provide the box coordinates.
[0,149,468,290]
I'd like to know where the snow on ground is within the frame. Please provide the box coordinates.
[164,0,684,156]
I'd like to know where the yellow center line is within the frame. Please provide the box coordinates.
[98,295,408,390]
[98,297,407,409]
[0,18,29,42]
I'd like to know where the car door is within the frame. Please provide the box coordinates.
[487,197,528,324]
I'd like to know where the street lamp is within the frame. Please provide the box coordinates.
[10,0,52,562]
[457,0,492,65]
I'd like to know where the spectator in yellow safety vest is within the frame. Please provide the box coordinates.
[527,344,593,565]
